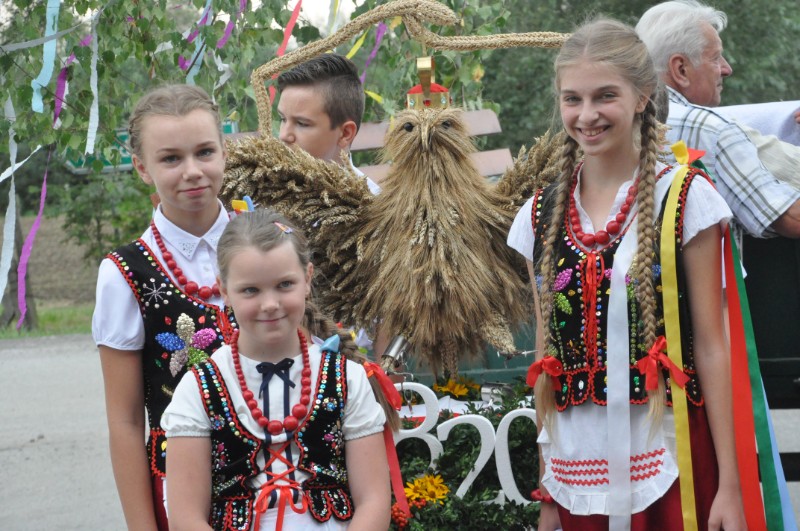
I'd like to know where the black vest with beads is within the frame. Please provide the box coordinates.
[531,166,707,411]
[192,347,353,531]
[107,240,235,477]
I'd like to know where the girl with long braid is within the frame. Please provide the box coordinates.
[162,208,396,530]
[508,19,746,531]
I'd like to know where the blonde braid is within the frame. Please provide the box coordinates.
[534,136,578,424]
[303,301,400,431]
[635,101,667,423]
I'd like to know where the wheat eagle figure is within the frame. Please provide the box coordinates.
[221,106,562,375]
[220,0,567,375]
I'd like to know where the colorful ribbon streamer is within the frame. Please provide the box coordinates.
[662,142,698,531]
[345,30,369,59]
[31,0,62,113]
[268,0,304,105]
[17,148,52,329]
[724,227,772,530]
[359,22,388,84]
[216,0,247,49]
[180,0,213,84]
[85,20,100,155]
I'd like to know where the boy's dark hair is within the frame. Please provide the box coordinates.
[277,54,365,131]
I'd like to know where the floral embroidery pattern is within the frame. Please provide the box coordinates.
[155,313,217,376]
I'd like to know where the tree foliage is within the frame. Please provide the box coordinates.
[1,0,798,261]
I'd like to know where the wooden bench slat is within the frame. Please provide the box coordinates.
[351,109,504,152]
[359,148,514,182]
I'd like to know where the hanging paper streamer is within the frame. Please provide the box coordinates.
[359,22,388,84]
[85,19,100,155]
[31,0,63,113]
[268,0,304,105]
[364,90,384,104]
[0,181,17,307]
[16,148,52,329]
[345,30,369,59]
[180,0,213,84]
[53,34,94,127]
[327,0,341,35]
[0,98,20,306]
[217,0,247,49]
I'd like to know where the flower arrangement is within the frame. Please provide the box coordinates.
[432,375,482,400]
[391,378,540,530]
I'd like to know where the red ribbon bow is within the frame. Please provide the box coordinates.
[526,356,564,388]
[364,362,402,410]
[635,336,690,391]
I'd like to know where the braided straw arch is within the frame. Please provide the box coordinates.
[250,0,569,134]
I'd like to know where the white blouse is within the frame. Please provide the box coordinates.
[92,203,228,350]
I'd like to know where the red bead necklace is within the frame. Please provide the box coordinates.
[230,329,312,435]
[150,220,220,300]
[568,165,639,247]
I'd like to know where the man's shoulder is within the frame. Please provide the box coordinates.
[668,94,736,131]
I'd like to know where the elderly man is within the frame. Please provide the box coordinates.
[636,0,800,238]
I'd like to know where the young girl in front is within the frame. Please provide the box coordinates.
[162,209,393,531]
[507,19,746,531]
[93,84,233,530]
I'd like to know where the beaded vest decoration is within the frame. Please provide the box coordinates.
[108,240,235,477]
[531,167,705,411]
[192,347,353,531]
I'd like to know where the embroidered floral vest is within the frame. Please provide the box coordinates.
[531,167,705,411]
[108,240,235,477]
[192,348,353,531]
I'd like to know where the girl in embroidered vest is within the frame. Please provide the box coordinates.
[163,209,395,531]
[507,19,746,531]
[93,84,234,530]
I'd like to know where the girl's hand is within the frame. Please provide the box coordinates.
[537,502,562,531]
[707,487,746,531]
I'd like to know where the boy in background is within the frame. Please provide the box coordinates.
[276,53,382,195]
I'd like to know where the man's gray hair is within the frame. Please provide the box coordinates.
[636,0,727,75]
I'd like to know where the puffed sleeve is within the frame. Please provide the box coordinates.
[162,369,212,437]
[92,258,146,350]
[683,176,733,245]
[507,196,535,261]
[342,360,386,441]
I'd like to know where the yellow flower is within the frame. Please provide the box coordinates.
[433,379,469,398]
[456,375,480,391]
[404,474,450,503]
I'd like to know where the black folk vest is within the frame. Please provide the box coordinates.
[108,240,235,476]
[192,348,354,531]
[531,167,706,411]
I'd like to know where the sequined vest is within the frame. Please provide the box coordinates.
[108,240,235,477]
[531,167,706,411]
[192,348,353,531]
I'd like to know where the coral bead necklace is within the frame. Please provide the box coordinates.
[150,220,220,300]
[568,165,639,247]
[230,329,312,435]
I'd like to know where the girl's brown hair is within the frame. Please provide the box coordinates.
[218,208,400,430]
[535,18,665,426]
[128,84,222,158]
